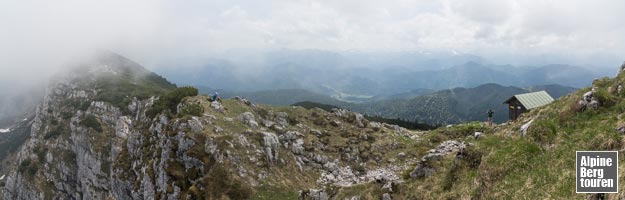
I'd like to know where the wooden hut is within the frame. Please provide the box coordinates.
[503,91,554,121]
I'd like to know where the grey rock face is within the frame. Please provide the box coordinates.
[2,74,202,200]
[299,189,329,200]
[279,131,304,155]
[234,96,252,106]
[410,140,465,178]
[239,112,259,128]
[422,140,465,160]
[275,112,289,126]
[260,132,280,164]
[354,113,367,128]
[187,117,204,132]
[409,162,436,178]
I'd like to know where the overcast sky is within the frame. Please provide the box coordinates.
[2,0,625,81]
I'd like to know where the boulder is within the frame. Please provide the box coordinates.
[369,122,382,131]
[617,125,625,134]
[576,100,588,112]
[275,112,289,126]
[410,140,466,178]
[382,193,392,200]
[239,112,258,128]
[298,189,329,200]
[397,152,406,159]
[278,131,304,155]
[578,90,600,111]
[234,96,252,106]
[211,101,223,111]
[187,117,203,132]
[260,132,280,164]
[474,132,483,139]
[422,140,465,160]
[409,161,435,178]
[583,91,593,102]
[354,113,367,128]
[520,119,534,136]
[588,100,600,110]
[310,129,323,137]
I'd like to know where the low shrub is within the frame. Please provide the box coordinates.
[80,115,103,132]
[147,87,198,118]
[18,158,38,176]
[527,119,557,145]
[179,103,203,117]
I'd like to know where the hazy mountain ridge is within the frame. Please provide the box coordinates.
[158,50,601,98]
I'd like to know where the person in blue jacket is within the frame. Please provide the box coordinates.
[212,92,221,102]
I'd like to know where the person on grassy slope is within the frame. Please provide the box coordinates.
[487,109,494,127]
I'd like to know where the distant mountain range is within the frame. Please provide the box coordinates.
[201,83,576,125]
[157,49,607,98]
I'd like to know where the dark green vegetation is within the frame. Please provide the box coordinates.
[146,87,199,118]
[18,158,38,177]
[92,72,174,112]
[79,115,103,132]
[352,83,576,125]
[179,103,204,117]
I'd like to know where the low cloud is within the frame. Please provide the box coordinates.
[1,0,624,79]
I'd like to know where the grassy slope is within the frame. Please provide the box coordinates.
[379,76,624,199]
[180,78,619,199]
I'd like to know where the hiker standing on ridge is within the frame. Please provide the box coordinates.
[487,109,494,127]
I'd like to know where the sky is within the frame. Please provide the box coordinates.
[2,0,625,81]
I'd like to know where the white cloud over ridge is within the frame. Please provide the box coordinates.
[2,0,625,78]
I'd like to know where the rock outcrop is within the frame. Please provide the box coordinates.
[1,53,430,200]
[410,140,466,178]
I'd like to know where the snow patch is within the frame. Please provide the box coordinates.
[0,128,11,133]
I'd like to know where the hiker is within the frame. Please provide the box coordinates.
[487,109,494,127]
[212,92,221,102]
